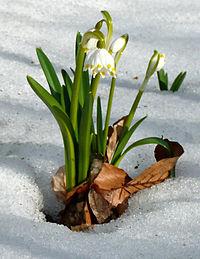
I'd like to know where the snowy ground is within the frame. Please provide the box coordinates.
[0,0,200,258]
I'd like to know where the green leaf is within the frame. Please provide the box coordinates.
[111,115,148,165]
[170,71,187,92]
[27,76,63,111]
[27,75,76,190]
[36,48,61,102]
[113,137,172,167]
[82,70,90,101]
[78,93,93,184]
[60,85,70,116]
[27,76,75,142]
[97,96,103,154]
[61,69,72,100]
[79,78,84,108]
[51,106,76,191]
[75,32,82,64]
[157,69,168,91]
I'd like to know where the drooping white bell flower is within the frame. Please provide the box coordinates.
[109,36,126,53]
[84,48,116,78]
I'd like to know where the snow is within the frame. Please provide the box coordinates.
[0,0,200,258]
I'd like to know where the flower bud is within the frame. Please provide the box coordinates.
[109,36,126,53]
[84,38,98,51]
[145,51,165,79]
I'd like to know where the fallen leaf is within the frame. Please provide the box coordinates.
[106,116,128,162]
[52,165,89,205]
[91,163,131,190]
[84,199,92,225]
[52,166,67,204]
[155,139,184,161]
[88,189,113,223]
[90,141,184,212]
[124,157,179,195]
[53,139,184,228]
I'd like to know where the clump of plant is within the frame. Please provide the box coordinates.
[157,68,187,92]
[27,11,183,229]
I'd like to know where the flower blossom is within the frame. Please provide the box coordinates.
[83,48,116,78]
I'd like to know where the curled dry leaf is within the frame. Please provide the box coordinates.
[88,189,114,223]
[155,139,184,161]
[52,165,89,205]
[52,166,67,204]
[106,115,128,162]
[89,141,184,222]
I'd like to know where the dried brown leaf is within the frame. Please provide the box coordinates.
[106,115,128,162]
[88,189,113,223]
[53,140,184,227]
[91,163,131,191]
[124,157,179,195]
[52,165,89,205]
[52,166,67,204]
[90,147,183,210]
[155,139,184,161]
[84,200,92,225]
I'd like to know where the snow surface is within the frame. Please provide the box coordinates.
[0,0,200,258]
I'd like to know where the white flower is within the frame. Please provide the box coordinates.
[146,51,165,79]
[84,48,116,78]
[109,37,126,53]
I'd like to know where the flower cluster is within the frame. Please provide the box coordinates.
[81,12,127,79]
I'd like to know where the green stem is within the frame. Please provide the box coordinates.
[103,77,116,155]
[120,78,148,139]
[91,73,101,100]
[70,46,85,130]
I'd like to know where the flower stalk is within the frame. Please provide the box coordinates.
[70,45,85,131]
[103,77,116,155]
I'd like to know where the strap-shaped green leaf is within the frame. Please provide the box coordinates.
[82,70,90,102]
[75,31,82,64]
[27,76,75,142]
[113,137,172,167]
[27,76,63,111]
[157,69,168,91]
[61,69,72,100]
[36,48,61,101]
[51,106,76,191]
[97,96,103,154]
[61,85,71,116]
[111,115,148,165]
[78,93,93,184]
[170,71,186,92]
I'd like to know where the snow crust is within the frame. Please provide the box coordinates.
[0,0,200,258]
